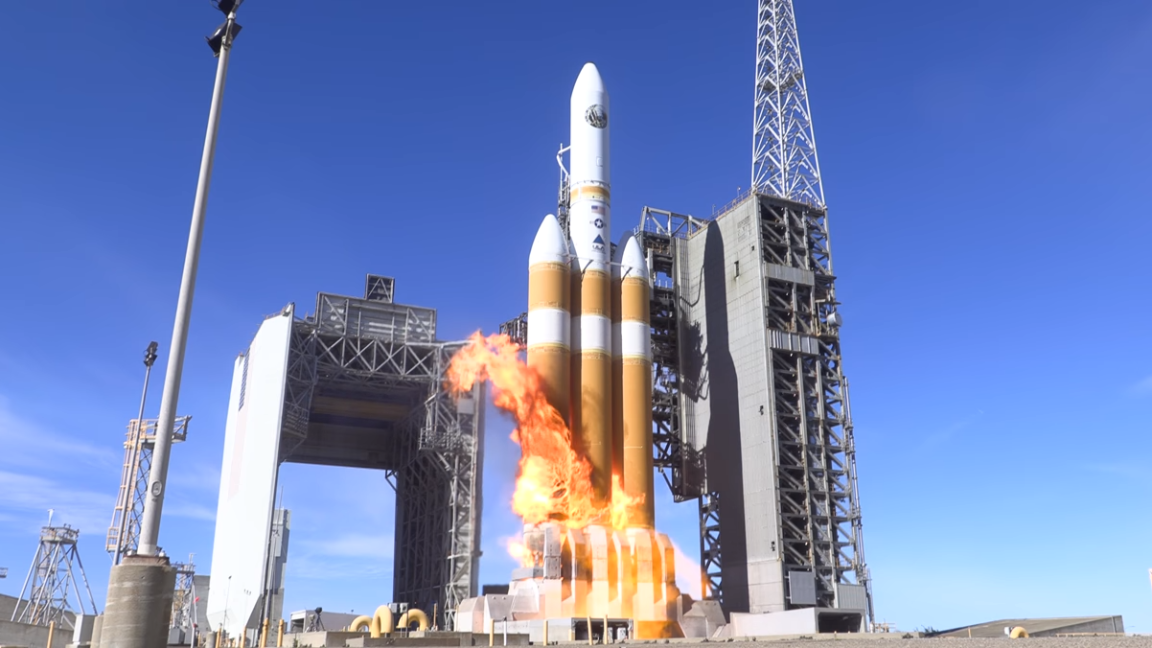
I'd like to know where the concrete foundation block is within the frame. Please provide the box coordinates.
[90,616,103,648]
[99,555,177,648]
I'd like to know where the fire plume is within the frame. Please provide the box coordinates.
[446,332,643,530]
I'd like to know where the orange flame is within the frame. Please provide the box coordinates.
[502,537,533,567]
[446,332,644,530]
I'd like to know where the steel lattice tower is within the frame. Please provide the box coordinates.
[12,522,99,629]
[752,0,824,208]
[171,556,199,641]
[749,0,873,625]
[106,417,191,563]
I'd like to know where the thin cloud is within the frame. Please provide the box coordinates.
[164,501,218,523]
[1084,461,1150,481]
[0,470,116,541]
[302,533,395,559]
[289,555,392,581]
[1129,375,1152,396]
[168,461,222,495]
[0,396,118,470]
[916,409,985,452]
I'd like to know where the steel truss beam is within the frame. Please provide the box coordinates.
[752,0,825,208]
[757,194,872,623]
[282,295,484,630]
[633,208,729,602]
[106,417,191,561]
[171,558,197,634]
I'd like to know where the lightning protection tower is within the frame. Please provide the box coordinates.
[746,0,873,624]
[12,521,99,629]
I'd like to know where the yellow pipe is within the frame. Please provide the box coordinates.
[370,605,395,638]
[277,620,284,647]
[1010,627,1029,639]
[397,608,429,631]
[46,621,55,648]
[349,615,372,632]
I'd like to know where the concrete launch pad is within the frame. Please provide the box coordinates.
[456,522,695,640]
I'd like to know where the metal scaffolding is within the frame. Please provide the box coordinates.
[752,0,825,209]
[12,522,99,629]
[632,208,719,600]
[274,276,484,630]
[170,556,198,638]
[106,417,191,562]
[756,193,871,621]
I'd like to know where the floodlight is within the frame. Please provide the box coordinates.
[206,20,243,55]
[213,0,244,15]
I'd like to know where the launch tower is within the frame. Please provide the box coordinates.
[502,0,873,633]
[640,0,873,628]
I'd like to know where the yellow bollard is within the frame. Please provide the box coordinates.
[240,628,247,648]
[277,620,285,648]
[603,613,609,645]
[46,621,55,648]
[543,620,549,646]
[259,618,269,648]
[489,618,494,647]
[216,628,223,648]
[586,616,593,646]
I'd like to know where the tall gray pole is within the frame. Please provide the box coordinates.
[137,10,237,558]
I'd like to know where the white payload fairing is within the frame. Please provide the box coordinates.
[526,63,654,527]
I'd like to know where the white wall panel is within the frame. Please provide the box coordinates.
[206,306,294,634]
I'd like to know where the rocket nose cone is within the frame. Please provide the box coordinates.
[621,235,649,281]
[613,233,631,264]
[529,214,568,266]
[574,62,606,94]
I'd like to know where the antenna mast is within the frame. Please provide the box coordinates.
[752,0,825,207]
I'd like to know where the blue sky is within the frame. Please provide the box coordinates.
[2,0,1151,633]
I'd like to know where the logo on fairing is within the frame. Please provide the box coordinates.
[585,104,607,129]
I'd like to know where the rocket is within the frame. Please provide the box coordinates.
[527,63,654,527]
[568,62,614,507]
